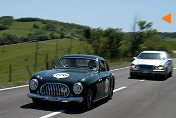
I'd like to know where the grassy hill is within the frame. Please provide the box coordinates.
[162,38,176,42]
[0,17,89,46]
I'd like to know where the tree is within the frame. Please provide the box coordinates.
[0,16,14,30]
[0,33,19,45]
[33,24,39,29]
[84,27,91,39]
[87,28,123,59]
[130,20,158,57]
[103,28,123,59]
[43,21,57,31]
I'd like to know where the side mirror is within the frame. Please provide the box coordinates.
[131,57,137,61]
[168,58,172,61]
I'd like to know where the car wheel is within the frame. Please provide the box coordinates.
[162,71,168,80]
[130,72,136,78]
[168,70,173,77]
[82,88,93,110]
[32,98,43,106]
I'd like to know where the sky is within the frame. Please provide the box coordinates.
[0,0,176,32]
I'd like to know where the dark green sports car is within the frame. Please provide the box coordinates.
[27,54,115,109]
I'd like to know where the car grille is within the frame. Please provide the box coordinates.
[40,83,70,97]
[138,65,153,69]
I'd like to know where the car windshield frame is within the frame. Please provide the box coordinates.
[137,53,166,60]
[54,57,99,71]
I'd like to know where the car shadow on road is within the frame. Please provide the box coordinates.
[20,98,109,114]
[128,75,169,81]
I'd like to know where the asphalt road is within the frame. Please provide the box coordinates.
[1,59,176,118]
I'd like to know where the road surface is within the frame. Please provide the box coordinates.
[0,60,176,118]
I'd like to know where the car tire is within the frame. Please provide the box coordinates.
[82,88,93,110]
[168,70,173,77]
[32,98,43,106]
[161,71,168,80]
[130,72,136,79]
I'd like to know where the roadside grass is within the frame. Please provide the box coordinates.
[0,38,129,88]
[162,38,176,42]
[108,60,130,67]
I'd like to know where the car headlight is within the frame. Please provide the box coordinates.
[73,82,83,94]
[155,66,164,70]
[29,79,38,90]
[131,64,138,69]
[158,66,164,70]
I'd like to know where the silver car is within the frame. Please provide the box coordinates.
[130,51,173,79]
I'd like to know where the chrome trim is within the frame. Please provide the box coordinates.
[40,83,70,97]
[29,79,38,90]
[93,95,109,102]
[153,70,165,72]
[28,93,83,102]
[73,82,83,94]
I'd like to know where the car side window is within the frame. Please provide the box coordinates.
[167,53,171,59]
[166,53,170,59]
[105,62,109,71]
[100,61,108,72]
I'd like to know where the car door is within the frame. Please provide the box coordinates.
[95,73,104,99]
[99,60,111,97]
[166,53,172,73]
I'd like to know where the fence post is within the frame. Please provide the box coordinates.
[55,41,58,61]
[50,58,55,69]
[34,40,38,72]
[9,64,12,82]
[46,53,49,70]
[26,65,32,78]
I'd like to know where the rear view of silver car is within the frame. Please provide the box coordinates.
[130,51,173,80]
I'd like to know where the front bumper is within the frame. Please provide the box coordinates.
[27,93,83,102]
[130,69,165,75]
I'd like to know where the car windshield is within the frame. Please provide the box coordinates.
[137,53,166,60]
[55,58,98,70]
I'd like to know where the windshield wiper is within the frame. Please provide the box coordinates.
[60,61,66,68]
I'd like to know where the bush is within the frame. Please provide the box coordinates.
[16,18,42,22]
[0,16,14,30]
[0,33,20,45]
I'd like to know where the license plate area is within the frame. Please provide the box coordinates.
[141,70,149,73]
[48,96,58,101]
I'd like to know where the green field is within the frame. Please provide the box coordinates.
[162,38,176,42]
[0,38,129,88]
[0,21,43,37]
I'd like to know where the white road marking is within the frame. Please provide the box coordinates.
[173,68,176,70]
[113,86,127,92]
[39,110,65,118]
[0,85,29,91]
[110,66,129,72]
[139,80,145,81]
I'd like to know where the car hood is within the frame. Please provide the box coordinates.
[35,69,97,85]
[132,59,166,66]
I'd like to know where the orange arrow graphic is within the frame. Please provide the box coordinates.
[162,13,171,24]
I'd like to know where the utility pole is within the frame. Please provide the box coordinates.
[26,65,32,77]
[9,64,12,82]
[45,53,49,70]
[34,40,38,72]
[55,41,58,61]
